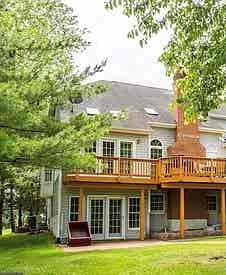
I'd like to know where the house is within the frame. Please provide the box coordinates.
[40,80,226,243]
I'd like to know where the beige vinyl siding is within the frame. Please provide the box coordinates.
[200,132,225,158]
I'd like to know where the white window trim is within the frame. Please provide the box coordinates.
[69,195,79,222]
[86,195,106,237]
[44,169,53,183]
[101,138,117,156]
[150,192,165,215]
[207,194,218,214]
[128,196,140,230]
[106,196,125,240]
[119,139,136,158]
[150,139,163,159]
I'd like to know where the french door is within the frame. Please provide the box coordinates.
[87,196,125,240]
[107,198,124,239]
[88,198,105,240]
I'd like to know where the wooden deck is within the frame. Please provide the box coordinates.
[63,156,226,186]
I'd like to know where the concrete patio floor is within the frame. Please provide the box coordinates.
[61,239,169,252]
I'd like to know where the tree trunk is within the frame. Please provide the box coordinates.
[9,184,15,233]
[18,203,22,227]
[0,181,4,236]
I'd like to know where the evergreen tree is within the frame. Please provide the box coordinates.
[0,0,112,169]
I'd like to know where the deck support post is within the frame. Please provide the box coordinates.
[78,187,84,221]
[180,187,185,239]
[140,188,145,241]
[221,188,226,235]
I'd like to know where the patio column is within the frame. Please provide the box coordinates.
[221,189,226,235]
[180,187,185,239]
[140,188,145,241]
[78,187,84,221]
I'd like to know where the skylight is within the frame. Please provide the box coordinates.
[110,110,120,117]
[144,107,159,115]
[86,107,100,115]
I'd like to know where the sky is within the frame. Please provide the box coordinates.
[65,0,172,90]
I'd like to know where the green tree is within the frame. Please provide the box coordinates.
[0,0,112,169]
[106,0,226,120]
[0,165,14,235]
[15,168,46,228]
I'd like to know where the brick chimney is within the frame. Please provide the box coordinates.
[167,72,206,157]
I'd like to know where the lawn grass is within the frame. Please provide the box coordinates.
[1,233,226,275]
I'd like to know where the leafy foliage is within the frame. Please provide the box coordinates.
[0,0,112,169]
[105,0,226,120]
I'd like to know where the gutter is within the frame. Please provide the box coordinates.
[148,121,225,134]
[57,169,62,241]
[111,127,152,135]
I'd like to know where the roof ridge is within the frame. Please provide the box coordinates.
[99,80,173,93]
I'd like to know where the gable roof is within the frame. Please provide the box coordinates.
[59,81,226,132]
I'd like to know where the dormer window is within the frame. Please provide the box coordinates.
[150,139,162,159]
[144,107,159,115]
[110,110,120,117]
[86,107,99,115]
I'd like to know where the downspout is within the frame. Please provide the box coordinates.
[147,190,151,239]
[57,169,62,242]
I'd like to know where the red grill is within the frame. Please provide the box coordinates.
[68,221,91,247]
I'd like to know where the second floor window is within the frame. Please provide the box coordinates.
[85,141,97,154]
[120,141,133,158]
[103,140,115,156]
[151,193,165,214]
[150,139,162,159]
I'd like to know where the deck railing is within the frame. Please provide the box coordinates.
[77,156,157,179]
[71,156,226,182]
[160,156,226,180]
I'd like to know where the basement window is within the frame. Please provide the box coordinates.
[150,193,165,214]
[207,195,217,212]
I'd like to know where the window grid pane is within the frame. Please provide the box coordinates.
[128,198,140,229]
[90,199,104,234]
[120,142,132,158]
[120,142,133,174]
[70,197,79,221]
[151,195,164,212]
[150,139,162,159]
[207,196,217,211]
[103,141,115,174]
[103,141,115,156]
[109,199,121,234]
